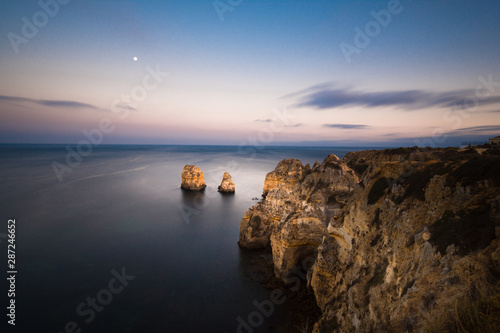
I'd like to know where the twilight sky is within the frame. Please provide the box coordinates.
[1,0,500,146]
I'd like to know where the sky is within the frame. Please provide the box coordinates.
[0,0,499,147]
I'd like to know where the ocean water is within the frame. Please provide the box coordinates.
[0,144,370,332]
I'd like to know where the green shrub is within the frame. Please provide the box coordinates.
[364,258,389,297]
[350,163,369,176]
[398,162,451,202]
[448,156,500,187]
[429,208,496,256]
[382,147,419,156]
[484,148,500,156]
[367,178,394,205]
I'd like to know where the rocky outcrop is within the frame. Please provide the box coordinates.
[262,158,305,196]
[239,147,500,332]
[218,171,235,193]
[180,165,206,191]
[239,154,359,255]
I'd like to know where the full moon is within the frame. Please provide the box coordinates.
[133,57,138,61]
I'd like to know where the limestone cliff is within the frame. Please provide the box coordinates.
[180,165,206,191]
[218,171,235,193]
[239,147,500,332]
[262,158,306,196]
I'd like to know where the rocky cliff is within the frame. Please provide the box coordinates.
[180,165,206,191]
[239,147,500,332]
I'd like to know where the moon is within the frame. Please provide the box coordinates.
[133,57,138,62]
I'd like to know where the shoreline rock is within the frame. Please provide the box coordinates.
[180,165,206,191]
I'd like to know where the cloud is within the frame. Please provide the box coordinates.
[285,83,500,111]
[0,95,32,103]
[451,125,500,134]
[0,95,98,110]
[39,100,97,109]
[280,82,334,100]
[254,119,302,127]
[285,123,303,128]
[323,124,369,129]
[114,104,137,111]
[387,125,500,147]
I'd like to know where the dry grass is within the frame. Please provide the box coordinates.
[425,282,500,332]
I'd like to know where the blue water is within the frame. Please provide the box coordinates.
[0,144,372,332]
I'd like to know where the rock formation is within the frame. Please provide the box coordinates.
[239,147,500,332]
[218,171,235,193]
[262,158,305,196]
[180,165,206,191]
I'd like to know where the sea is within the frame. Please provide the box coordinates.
[0,144,375,333]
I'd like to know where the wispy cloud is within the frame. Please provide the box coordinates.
[39,100,97,109]
[0,95,99,110]
[0,95,32,103]
[254,118,302,127]
[395,125,500,144]
[451,125,500,134]
[323,123,369,129]
[114,104,137,111]
[285,83,500,111]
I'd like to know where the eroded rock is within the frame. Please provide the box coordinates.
[180,165,206,191]
[218,171,235,193]
[262,158,305,196]
[239,147,500,332]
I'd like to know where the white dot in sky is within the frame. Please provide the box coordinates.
[133,57,138,61]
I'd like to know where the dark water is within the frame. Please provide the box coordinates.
[0,144,371,333]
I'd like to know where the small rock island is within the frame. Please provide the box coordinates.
[218,171,235,193]
[180,165,206,191]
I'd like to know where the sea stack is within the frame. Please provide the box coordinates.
[180,165,206,191]
[218,171,235,193]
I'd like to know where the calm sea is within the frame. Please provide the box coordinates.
[0,144,373,332]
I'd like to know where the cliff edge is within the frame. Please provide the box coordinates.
[239,147,500,332]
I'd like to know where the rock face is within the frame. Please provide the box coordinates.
[262,158,305,196]
[239,147,500,332]
[180,165,206,191]
[218,171,235,193]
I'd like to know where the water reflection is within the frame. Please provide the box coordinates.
[0,144,352,332]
